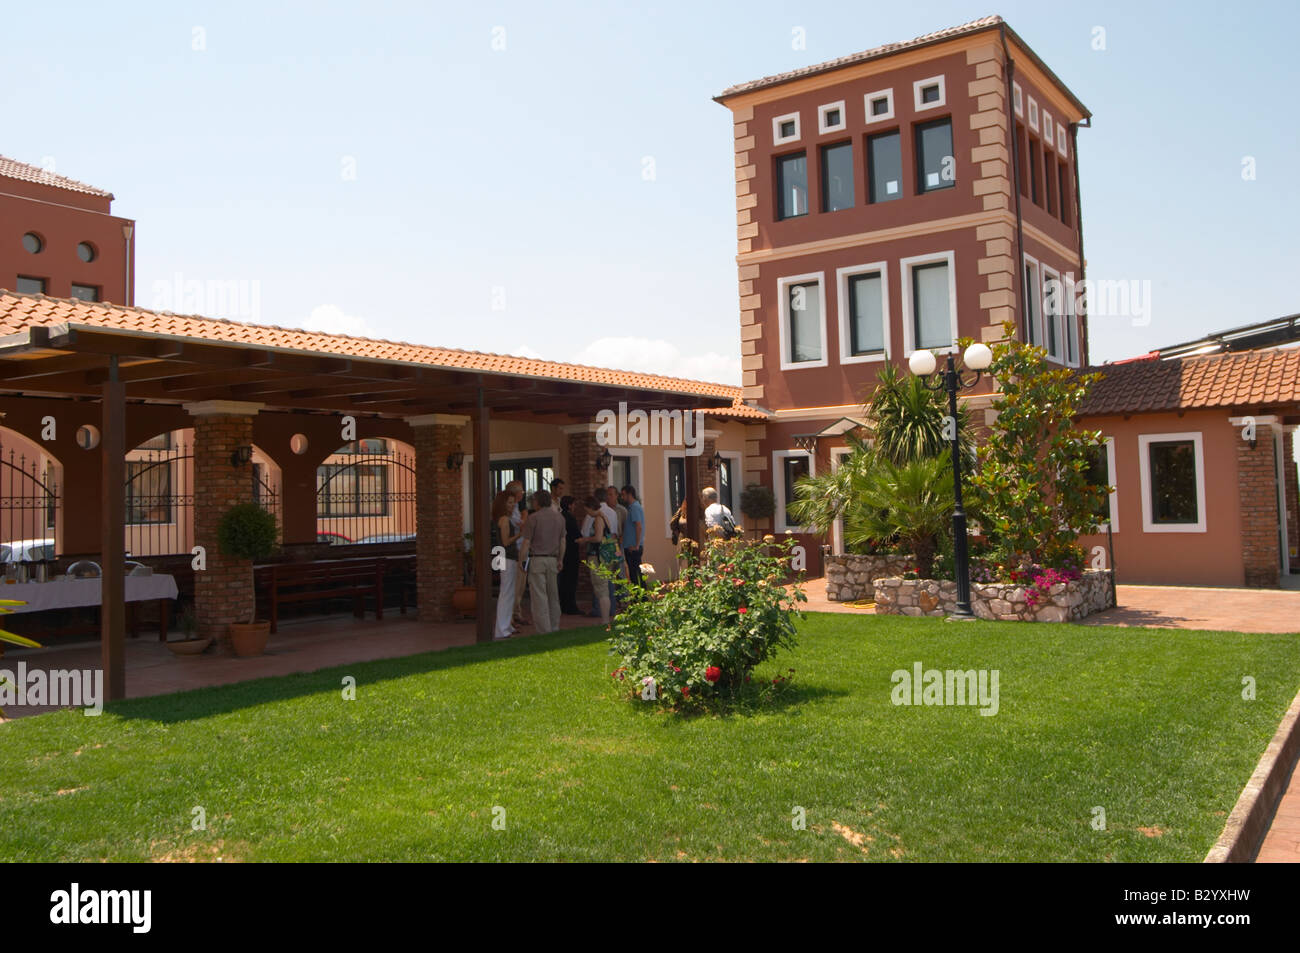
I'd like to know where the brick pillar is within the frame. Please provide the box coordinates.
[564,425,609,611]
[1285,431,1298,572]
[186,401,264,649]
[1237,431,1281,588]
[409,415,467,623]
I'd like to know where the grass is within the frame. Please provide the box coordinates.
[1,612,1297,861]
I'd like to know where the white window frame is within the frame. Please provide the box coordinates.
[830,445,854,554]
[836,262,891,364]
[899,251,958,357]
[817,100,847,134]
[607,447,644,499]
[1056,125,1068,157]
[772,111,801,145]
[1137,432,1207,534]
[662,452,685,540]
[913,75,946,112]
[1042,113,1054,151]
[863,88,894,124]
[1027,96,1039,132]
[1013,82,1023,117]
[777,271,828,371]
[773,449,815,534]
[1096,436,1118,533]
[1022,253,1043,349]
[1041,263,1063,363]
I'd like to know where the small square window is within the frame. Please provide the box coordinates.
[1013,83,1023,117]
[863,89,894,124]
[1057,126,1068,156]
[70,284,99,302]
[1042,113,1054,149]
[16,276,46,295]
[1027,96,1039,131]
[773,112,801,145]
[818,101,846,134]
[913,75,945,111]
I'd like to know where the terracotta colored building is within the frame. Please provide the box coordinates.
[1,156,135,305]
[714,15,1090,574]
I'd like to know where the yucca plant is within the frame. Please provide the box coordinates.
[866,363,973,466]
[787,432,876,537]
[843,454,955,578]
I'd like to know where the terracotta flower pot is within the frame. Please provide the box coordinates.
[451,585,477,617]
[228,621,271,658]
[166,637,212,656]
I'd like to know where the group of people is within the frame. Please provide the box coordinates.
[488,478,648,641]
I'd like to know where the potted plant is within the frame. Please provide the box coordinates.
[740,483,775,538]
[451,532,476,617]
[166,602,212,656]
[217,502,279,657]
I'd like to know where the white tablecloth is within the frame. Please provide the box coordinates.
[0,575,179,614]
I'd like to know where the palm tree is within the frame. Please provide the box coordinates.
[866,363,973,466]
[787,432,875,536]
[844,454,955,578]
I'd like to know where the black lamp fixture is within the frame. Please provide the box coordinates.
[907,341,994,619]
[229,445,253,468]
[709,450,723,471]
[446,450,466,471]
[596,447,613,471]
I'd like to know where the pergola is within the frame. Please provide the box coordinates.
[0,297,731,699]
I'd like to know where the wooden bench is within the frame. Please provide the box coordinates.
[263,558,386,633]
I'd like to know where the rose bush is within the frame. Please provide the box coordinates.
[607,537,806,710]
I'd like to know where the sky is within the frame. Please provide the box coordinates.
[6,1,1298,383]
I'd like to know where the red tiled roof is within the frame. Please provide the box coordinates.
[1079,349,1300,416]
[0,292,744,402]
[0,155,114,199]
[717,16,1003,99]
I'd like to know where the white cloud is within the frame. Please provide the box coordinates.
[295,304,383,339]
[571,336,741,386]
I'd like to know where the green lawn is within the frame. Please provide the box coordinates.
[2,613,1297,861]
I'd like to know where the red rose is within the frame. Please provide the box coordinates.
[705,666,721,683]
[738,607,748,615]
[681,685,691,698]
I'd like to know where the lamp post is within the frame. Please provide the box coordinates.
[907,342,993,619]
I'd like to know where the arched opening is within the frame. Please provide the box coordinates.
[314,437,416,545]
[0,426,60,561]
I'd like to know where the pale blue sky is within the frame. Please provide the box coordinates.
[7,1,1297,382]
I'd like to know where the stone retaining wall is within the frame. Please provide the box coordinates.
[825,553,913,601]
[873,569,1114,622]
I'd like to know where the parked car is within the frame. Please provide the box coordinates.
[355,533,416,545]
[317,532,353,546]
[0,538,55,562]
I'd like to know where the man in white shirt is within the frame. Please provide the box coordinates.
[702,486,739,537]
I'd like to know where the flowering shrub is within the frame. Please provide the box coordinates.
[607,537,806,710]
[1022,565,1083,608]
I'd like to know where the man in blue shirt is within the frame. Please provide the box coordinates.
[620,485,646,588]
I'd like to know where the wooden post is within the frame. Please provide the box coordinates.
[100,356,126,701]
[473,388,493,644]
[684,445,701,552]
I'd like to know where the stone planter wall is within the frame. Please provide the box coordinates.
[873,569,1114,622]
[825,553,913,601]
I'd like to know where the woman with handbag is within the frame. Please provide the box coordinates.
[576,493,612,624]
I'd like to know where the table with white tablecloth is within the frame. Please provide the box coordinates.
[1,574,179,640]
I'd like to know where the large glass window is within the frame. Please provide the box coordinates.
[915,118,955,193]
[782,455,810,529]
[786,280,823,364]
[910,261,952,351]
[847,271,885,356]
[1148,441,1199,525]
[775,152,808,220]
[820,142,854,212]
[867,131,902,203]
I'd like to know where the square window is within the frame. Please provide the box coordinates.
[1027,96,1039,131]
[864,89,894,123]
[1057,125,1068,156]
[779,274,826,369]
[867,130,902,202]
[70,283,99,302]
[773,112,800,145]
[1042,113,1054,149]
[820,142,854,212]
[1139,434,1206,532]
[16,276,46,295]
[818,101,846,133]
[915,118,955,193]
[775,152,808,220]
[913,75,945,110]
